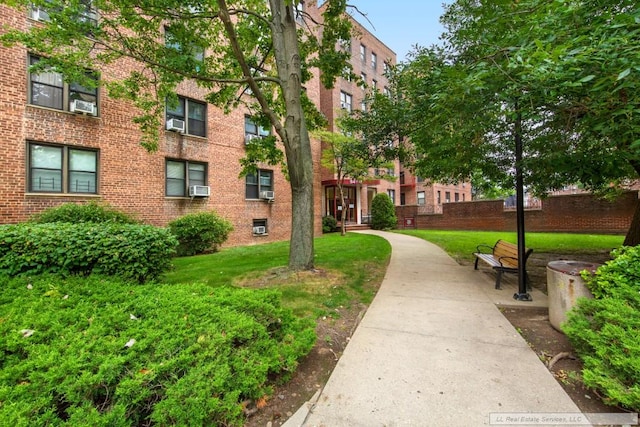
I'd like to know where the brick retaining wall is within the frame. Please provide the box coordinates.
[396,192,638,234]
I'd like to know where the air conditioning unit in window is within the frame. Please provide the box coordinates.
[244,134,261,145]
[253,226,266,235]
[189,185,210,197]
[259,190,275,201]
[70,99,97,116]
[166,118,185,133]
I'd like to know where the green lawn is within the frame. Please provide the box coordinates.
[163,232,392,317]
[394,230,624,263]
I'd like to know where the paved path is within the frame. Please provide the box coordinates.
[284,230,584,427]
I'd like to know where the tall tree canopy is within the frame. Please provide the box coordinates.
[1,0,353,269]
[364,0,640,244]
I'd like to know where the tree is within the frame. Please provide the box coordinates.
[370,193,396,230]
[1,0,353,269]
[363,0,640,245]
[316,127,394,235]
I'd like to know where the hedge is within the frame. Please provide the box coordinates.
[0,275,316,426]
[563,246,640,411]
[0,223,177,283]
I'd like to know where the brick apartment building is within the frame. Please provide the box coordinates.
[318,13,471,224]
[0,1,470,244]
[0,2,333,246]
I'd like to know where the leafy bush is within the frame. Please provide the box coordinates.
[0,223,177,283]
[370,193,397,230]
[322,215,338,233]
[169,211,234,256]
[0,275,316,426]
[30,201,138,224]
[563,246,640,411]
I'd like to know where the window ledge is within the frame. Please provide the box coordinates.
[25,192,101,198]
[164,131,208,141]
[27,104,100,118]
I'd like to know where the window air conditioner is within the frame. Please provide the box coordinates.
[166,118,185,133]
[70,99,97,115]
[259,190,275,200]
[189,185,210,197]
[253,226,266,235]
[244,134,260,145]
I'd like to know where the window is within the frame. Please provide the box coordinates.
[455,192,460,202]
[360,72,367,88]
[383,86,391,97]
[30,0,97,26]
[28,142,98,194]
[372,79,378,91]
[437,190,441,204]
[245,169,273,199]
[244,116,270,141]
[387,189,395,204]
[383,61,391,75]
[340,91,352,112]
[371,52,377,70]
[360,44,366,63]
[166,97,206,137]
[166,159,207,197]
[253,218,268,235]
[165,27,204,63]
[445,191,451,203]
[29,55,98,113]
[360,99,367,112]
[339,38,351,53]
[417,191,426,205]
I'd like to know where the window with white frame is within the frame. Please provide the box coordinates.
[166,159,207,197]
[28,55,98,114]
[28,142,98,194]
[164,27,205,63]
[387,189,396,204]
[340,91,352,112]
[244,116,270,142]
[30,0,97,26]
[360,44,366,63]
[360,72,367,88]
[371,52,377,70]
[166,96,206,137]
[417,191,426,205]
[445,191,451,203]
[246,169,273,199]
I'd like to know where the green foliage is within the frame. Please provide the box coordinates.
[0,275,316,426]
[370,193,397,230]
[0,223,177,283]
[168,211,234,256]
[563,246,640,410]
[30,201,138,224]
[322,215,338,233]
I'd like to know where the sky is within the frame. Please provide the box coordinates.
[345,1,449,62]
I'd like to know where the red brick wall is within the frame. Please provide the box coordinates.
[0,4,324,247]
[396,192,638,234]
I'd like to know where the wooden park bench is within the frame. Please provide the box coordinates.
[473,240,533,289]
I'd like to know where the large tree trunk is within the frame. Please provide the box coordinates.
[270,0,315,270]
[623,161,640,246]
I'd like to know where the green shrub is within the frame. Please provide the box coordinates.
[169,211,234,256]
[563,246,640,411]
[0,223,177,283]
[322,215,338,233]
[30,201,138,224]
[370,193,397,230]
[0,275,316,426]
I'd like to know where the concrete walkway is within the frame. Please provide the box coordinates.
[283,230,584,427]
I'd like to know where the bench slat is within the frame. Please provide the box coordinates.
[473,240,532,289]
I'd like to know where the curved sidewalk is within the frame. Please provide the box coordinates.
[284,230,583,427]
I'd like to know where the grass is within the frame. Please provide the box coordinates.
[394,230,624,263]
[163,232,392,317]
